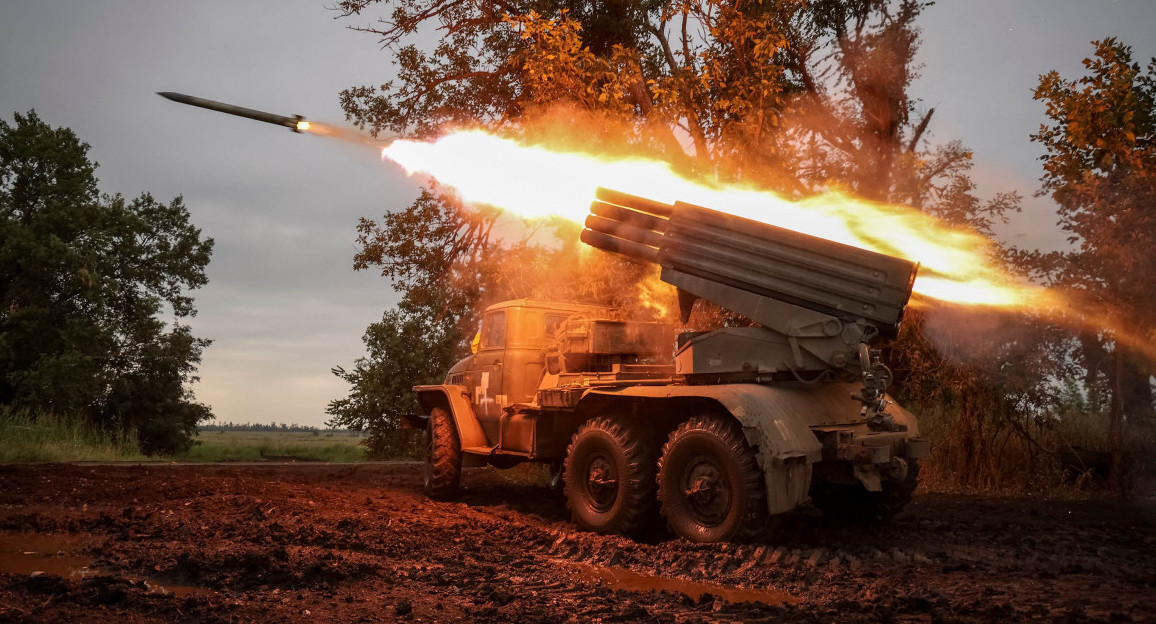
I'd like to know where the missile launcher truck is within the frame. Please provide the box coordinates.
[410,188,930,543]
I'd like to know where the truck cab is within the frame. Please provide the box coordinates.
[437,299,612,449]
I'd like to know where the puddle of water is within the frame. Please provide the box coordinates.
[0,533,95,579]
[562,560,798,606]
[0,548,94,578]
[0,532,210,597]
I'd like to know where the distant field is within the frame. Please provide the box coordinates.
[179,430,368,463]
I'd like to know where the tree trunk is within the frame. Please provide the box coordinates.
[1108,350,1125,497]
[1119,347,1155,424]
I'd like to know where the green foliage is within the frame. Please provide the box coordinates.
[200,421,346,433]
[336,0,954,191]
[0,111,214,455]
[1013,39,1156,488]
[1025,38,1156,349]
[887,38,1156,496]
[326,303,459,458]
[0,408,148,463]
[351,188,492,337]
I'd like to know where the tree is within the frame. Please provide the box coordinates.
[1018,39,1156,488]
[326,303,458,456]
[0,111,214,454]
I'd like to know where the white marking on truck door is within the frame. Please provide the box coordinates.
[477,372,493,409]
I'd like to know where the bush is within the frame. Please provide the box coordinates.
[0,408,149,463]
[913,385,1156,496]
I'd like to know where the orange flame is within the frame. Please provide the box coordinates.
[293,120,384,148]
[381,130,1048,309]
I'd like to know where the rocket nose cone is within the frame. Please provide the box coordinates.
[157,92,189,103]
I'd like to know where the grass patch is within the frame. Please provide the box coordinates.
[0,410,149,463]
[0,413,373,464]
[178,430,368,462]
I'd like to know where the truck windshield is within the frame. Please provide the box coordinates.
[480,311,506,349]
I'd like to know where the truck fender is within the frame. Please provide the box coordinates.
[584,384,824,515]
[413,384,488,449]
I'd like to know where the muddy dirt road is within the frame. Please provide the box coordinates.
[0,463,1153,623]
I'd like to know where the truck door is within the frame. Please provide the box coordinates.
[475,310,507,434]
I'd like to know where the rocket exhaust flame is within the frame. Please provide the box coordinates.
[146,92,1038,309]
[380,130,1047,310]
[380,131,1156,365]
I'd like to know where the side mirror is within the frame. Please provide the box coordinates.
[471,331,481,354]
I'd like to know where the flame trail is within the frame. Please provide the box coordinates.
[294,123,1153,363]
[296,121,385,148]
[153,91,1150,358]
[381,129,1052,309]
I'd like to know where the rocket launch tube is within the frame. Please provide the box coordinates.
[579,229,661,263]
[584,214,666,249]
[594,187,674,218]
[589,200,668,233]
[157,92,306,132]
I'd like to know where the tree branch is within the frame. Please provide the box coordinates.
[907,107,934,152]
[646,22,680,74]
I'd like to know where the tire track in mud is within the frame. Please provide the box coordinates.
[406,469,1156,622]
[1,464,1153,623]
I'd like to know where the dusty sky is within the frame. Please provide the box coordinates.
[1,1,1153,427]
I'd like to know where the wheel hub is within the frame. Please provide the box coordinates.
[682,457,729,526]
[585,454,619,512]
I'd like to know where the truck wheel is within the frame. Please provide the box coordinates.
[810,459,920,521]
[423,407,462,500]
[658,414,766,543]
[563,417,657,535]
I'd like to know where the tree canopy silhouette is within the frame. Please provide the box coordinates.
[0,111,214,454]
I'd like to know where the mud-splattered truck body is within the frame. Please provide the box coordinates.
[414,189,930,543]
